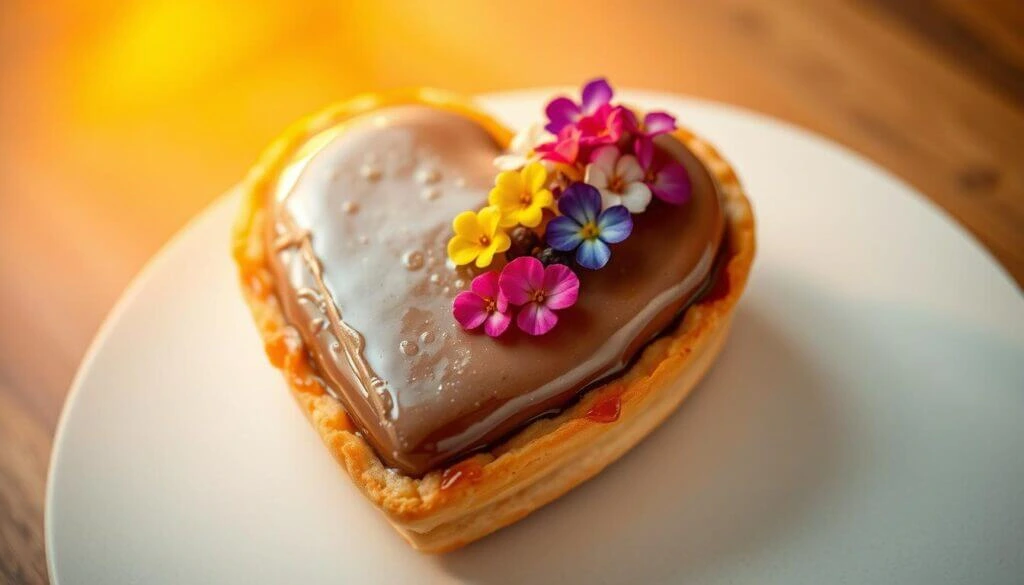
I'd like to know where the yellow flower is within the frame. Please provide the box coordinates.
[487,162,555,228]
[447,206,511,268]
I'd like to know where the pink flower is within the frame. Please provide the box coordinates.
[452,271,511,337]
[498,256,580,336]
[534,125,582,166]
[544,78,614,134]
[577,104,628,148]
[635,137,692,205]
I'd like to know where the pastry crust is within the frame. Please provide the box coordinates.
[232,89,755,552]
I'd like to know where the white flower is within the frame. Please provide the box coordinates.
[493,123,549,171]
[583,145,652,213]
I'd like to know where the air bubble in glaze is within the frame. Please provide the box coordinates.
[399,340,420,356]
[421,186,441,201]
[402,250,425,270]
[359,164,381,182]
[415,167,441,185]
[341,200,359,214]
[420,331,436,344]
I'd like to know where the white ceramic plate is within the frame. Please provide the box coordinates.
[47,91,1024,585]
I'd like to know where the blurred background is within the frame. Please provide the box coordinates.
[1,1,1022,582]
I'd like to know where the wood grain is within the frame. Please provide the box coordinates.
[1,1,1021,582]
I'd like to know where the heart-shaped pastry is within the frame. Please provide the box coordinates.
[233,84,755,551]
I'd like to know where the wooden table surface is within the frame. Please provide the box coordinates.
[2,1,1022,582]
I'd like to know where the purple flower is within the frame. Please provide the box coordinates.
[452,271,511,337]
[544,78,614,135]
[499,256,580,336]
[626,110,677,139]
[635,137,692,205]
[546,183,633,270]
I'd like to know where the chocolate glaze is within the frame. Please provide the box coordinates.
[266,106,725,476]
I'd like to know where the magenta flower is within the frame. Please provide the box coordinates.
[635,137,692,205]
[498,256,580,336]
[452,271,512,337]
[577,104,628,148]
[626,110,677,139]
[544,78,614,134]
[534,125,582,166]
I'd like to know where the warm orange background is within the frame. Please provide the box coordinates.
[1,2,1022,580]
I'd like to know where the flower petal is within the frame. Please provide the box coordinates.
[616,154,644,184]
[452,291,488,330]
[580,78,613,115]
[584,164,609,189]
[558,183,602,225]
[544,97,581,134]
[533,188,554,211]
[599,188,623,210]
[576,238,611,270]
[589,145,619,173]
[542,264,580,310]
[643,112,677,136]
[510,122,545,154]
[517,204,543,228]
[477,206,503,237]
[545,216,584,251]
[652,162,693,205]
[634,137,655,171]
[619,181,652,213]
[597,205,633,243]
[475,245,496,268]
[491,230,511,254]
[493,153,527,171]
[521,162,547,193]
[499,256,544,305]
[470,270,500,299]
[516,302,559,336]
[483,309,511,337]
[447,236,481,266]
[452,210,482,240]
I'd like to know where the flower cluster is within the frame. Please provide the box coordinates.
[447,77,691,337]
[453,257,579,337]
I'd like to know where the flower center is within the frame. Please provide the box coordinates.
[483,297,497,314]
[580,221,600,239]
[530,289,546,304]
[645,169,657,183]
[608,174,626,193]
[478,235,491,247]
[519,191,533,206]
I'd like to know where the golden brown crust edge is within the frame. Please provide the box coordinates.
[231,89,755,552]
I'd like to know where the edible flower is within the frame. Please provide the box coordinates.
[577,104,628,147]
[447,206,511,268]
[493,123,549,171]
[584,145,651,213]
[499,256,580,336]
[534,125,582,166]
[545,183,633,270]
[544,77,613,134]
[627,110,677,139]
[635,138,692,205]
[452,271,511,337]
[488,162,555,228]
